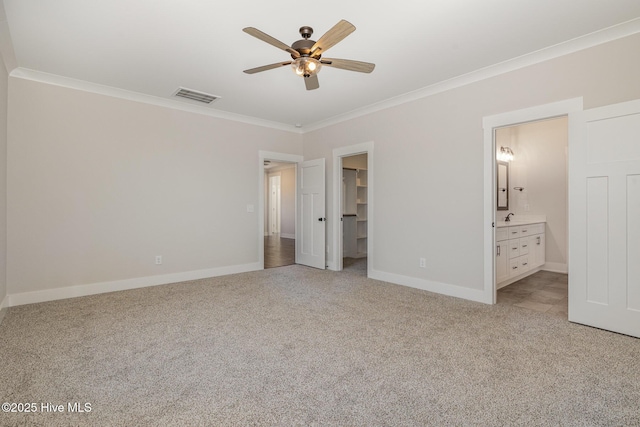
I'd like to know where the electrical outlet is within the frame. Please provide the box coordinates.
[155,255,162,265]
[419,258,426,268]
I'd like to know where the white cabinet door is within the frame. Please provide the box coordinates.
[569,99,640,338]
[533,233,545,269]
[496,241,509,284]
[526,233,544,269]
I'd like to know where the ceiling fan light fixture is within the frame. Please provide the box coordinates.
[291,57,321,77]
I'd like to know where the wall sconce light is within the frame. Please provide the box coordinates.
[497,146,514,162]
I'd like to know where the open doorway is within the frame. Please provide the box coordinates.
[258,151,303,270]
[333,141,374,276]
[493,117,569,318]
[264,160,296,268]
[341,153,368,274]
[482,98,582,306]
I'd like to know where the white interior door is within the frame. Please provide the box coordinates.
[268,175,281,234]
[569,99,640,338]
[296,158,326,269]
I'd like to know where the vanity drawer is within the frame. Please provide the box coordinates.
[509,258,521,277]
[520,223,544,237]
[496,228,509,242]
[508,255,531,278]
[507,226,521,238]
[519,238,530,255]
[531,223,545,234]
[509,240,520,258]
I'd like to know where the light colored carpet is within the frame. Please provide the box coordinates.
[1,263,639,426]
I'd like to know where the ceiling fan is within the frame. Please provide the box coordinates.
[242,19,375,90]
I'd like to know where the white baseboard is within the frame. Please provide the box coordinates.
[7,262,262,308]
[542,262,568,274]
[369,269,486,304]
[264,233,294,239]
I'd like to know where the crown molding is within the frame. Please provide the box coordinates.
[7,17,640,135]
[302,18,640,133]
[9,68,303,134]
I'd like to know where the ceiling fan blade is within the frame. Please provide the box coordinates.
[243,61,292,74]
[321,58,375,73]
[304,75,319,90]
[243,27,300,58]
[311,20,356,56]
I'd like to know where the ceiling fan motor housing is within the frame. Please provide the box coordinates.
[291,39,316,58]
[299,26,313,39]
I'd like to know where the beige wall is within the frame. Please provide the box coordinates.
[498,117,568,272]
[303,33,640,293]
[4,32,640,305]
[7,78,302,296]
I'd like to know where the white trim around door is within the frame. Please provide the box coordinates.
[258,151,304,269]
[332,141,374,276]
[481,98,583,304]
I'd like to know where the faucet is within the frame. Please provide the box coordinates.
[505,213,514,222]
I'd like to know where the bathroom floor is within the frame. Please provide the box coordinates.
[497,270,568,318]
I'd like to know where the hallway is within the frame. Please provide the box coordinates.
[264,234,295,268]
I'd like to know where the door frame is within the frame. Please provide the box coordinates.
[481,98,583,304]
[332,141,374,275]
[258,151,303,269]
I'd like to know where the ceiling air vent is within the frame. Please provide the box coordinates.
[173,87,220,104]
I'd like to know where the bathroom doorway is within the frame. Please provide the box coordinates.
[490,114,570,317]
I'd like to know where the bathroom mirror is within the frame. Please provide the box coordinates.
[497,161,509,210]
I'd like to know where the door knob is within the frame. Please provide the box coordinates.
[318,217,326,222]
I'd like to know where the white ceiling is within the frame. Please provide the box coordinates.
[3,1,640,129]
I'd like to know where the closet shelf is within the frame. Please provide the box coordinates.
[343,167,367,258]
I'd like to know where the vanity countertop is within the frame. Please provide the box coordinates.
[496,218,546,228]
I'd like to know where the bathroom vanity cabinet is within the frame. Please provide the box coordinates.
[496,222,545,288]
